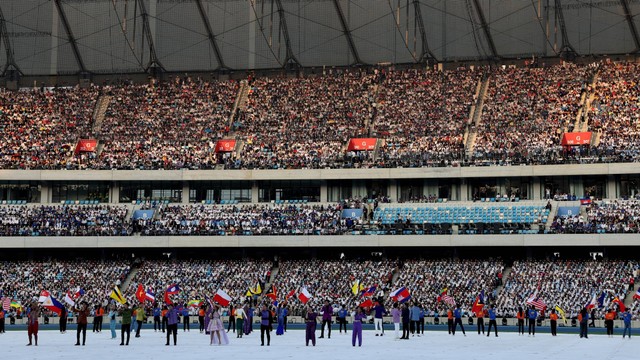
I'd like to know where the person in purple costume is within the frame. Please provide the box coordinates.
[352,307,366,347]
[305,305,318,346]
[319,299,333,339]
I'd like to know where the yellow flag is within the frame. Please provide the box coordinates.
[351,280,360,296]
[110,286,126,304]
[555,305,567,324]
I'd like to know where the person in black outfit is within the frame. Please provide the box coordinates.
[400,303,410,339]
[162,305,168,333]
[516,307,525,335]
[120,302,132,346]
[59,306,67,333]
[259,304,273,346]
[198,305,205,333]
[227,304,235,333]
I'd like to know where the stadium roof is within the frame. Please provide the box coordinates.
[1,0,640,76]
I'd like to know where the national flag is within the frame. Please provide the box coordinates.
[390,287,411,304]
[526,293,547,311]
[471,290,485,314]
[361,285,377,298]
[634,288,640,300]
[213,289,232,307]
[437,288,456,306]
[110,286,126,304]
[187,300,203,308]
[166,284,181,295]
[286,289,296,300]
[298,287,312,304]
[164,291,172,305]
[358,299,373,308]
[612,296,626,312]
[38,290,51,304]
[10,301,23,310]
[265,285,277,301]
[41,294,64,315]
[136,284,146,303]
[64,291,75,307]
[250,280,264,295]
[73,287,86,299]
[245,289,253,297]
[555,305,567,325]
[2,297,11,311]
[580,198,592,205]
[596,291,606,308]
[585,293,597,311]
[145,289,155,302]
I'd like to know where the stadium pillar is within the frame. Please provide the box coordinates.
[532,178,541,200]
[110,182,119,204]
[39,183,50,204]
[388,180,398,202]
[607,175,616,199]
[459,180,468,201]
[320,181,328,202]
[251,182,259,203]
[182,182,190,204]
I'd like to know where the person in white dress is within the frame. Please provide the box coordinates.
[207,304,229,345]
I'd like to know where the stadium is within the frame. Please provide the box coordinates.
[0,1,639,358]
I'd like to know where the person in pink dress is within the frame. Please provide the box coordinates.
[207,304,229,345]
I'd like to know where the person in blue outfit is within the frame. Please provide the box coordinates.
[153,305,161,332]
[305,306,318,346]
[352,307,366,347]
[373,298,387,336]
[621,310,632,338]
[400,303,410,339]
[410,302,421,337]
[182,305,190,332]
[108,304,117,339]
[579,307,589,339]
[452,304,466,336]
[276,303,285,335]
[528,306,537,336]
[166,303,178,346]
[259,304,272,346]
[319,299,332,339]
[337,305,348,334]
[486,305,498,337]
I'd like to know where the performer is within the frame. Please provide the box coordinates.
[516,307,525,335]
[73,301,90,346]
[204,303,212,335]
[243,303,252,335]
[208,304,229,345]
[161,305,168,333]
[486,305,498,337]
[304,305,318,346]
[549,309,558,336]
[120,302,132,346]
[410,302,421,337]
[579,307,589,339]
[418,306,425,335]
[447,307,454,335]
[93,304,103,333]
[153,304,161,332]
[452,304,466,336]
[621,309,632,338]
[391,302,401,339]
[604,308,615,337]
[234,303,245,338]
[108,304,117,339]
[59,305,67,334]
[259,304,272,346]
[352,307,366,347]
[198,305,206,333]
[276,303,285,335]
[337,304,348,334]
[181,304,190,332]
[27,301,39,346]
[135,303,145,337]
[400,303,410,339]
[166,303,178,346]
[475,305,485,335]
[319,299,332,339]
[227,304,235,333]
[373,298,387,336]
[527,306,537,336]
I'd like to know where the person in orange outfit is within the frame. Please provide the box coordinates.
[27,301,39,346]
[604,308,615,337]
[447,308,454,335]
[516,307,525,335]
[549,309,558,336]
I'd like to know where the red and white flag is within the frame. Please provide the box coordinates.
[64,291,75,307]
[213,289,232,307]
[2,297,11,311]
[298,287,312,304]
[526,292,547,311]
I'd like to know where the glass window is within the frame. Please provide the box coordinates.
[51,182,109,203]
[258,180,320,202]
[0,181,40,203]
[119,181,182,202]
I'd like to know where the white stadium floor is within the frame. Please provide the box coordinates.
[0,328,635,360]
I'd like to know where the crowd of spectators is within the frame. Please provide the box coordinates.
[273,259,396,316]
[496,259,632,318]
[0,260,130,306]
[96,77,239,170]
[136,204,350,236]
[396,259,503,314]
[229,69,379,169]
[0,205,131,236]
[0,86,98,170]
[126,259,272,304]
[375,67,480,167]
[548,198,640,234]
[472,63,591,165]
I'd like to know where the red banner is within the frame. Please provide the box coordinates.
[347,138,377,151]
[215,139,237,153]
[74,139,98,153]
[561,132,591,146]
